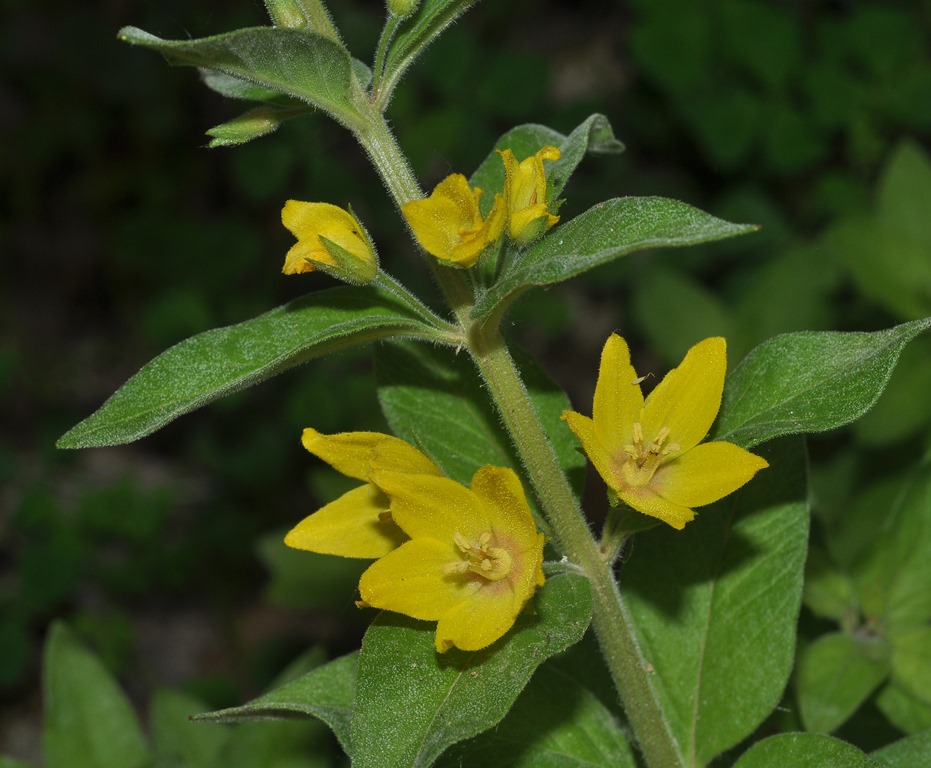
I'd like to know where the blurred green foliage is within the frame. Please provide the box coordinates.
[3,0,931,762]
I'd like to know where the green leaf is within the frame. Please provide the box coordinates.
[118,26,362,128]
[623,438,808,763]
[471,197,756,326]
[58,286,444,448]
[151,688,229,768]
[803,546,857,623]
[714,317,931,448]
[436,663,636,768]
[470,114,625,216]
[877,683,931,734]
[852,458,931,628]
[871,729,931,767]
[42,623,149,768]
[375,340,585,510]
[350,563,592,768]
[206,106,292,148]
[733,733,881,768]
[890,626,931,707]
[827,140,931,320]
[379,0,479,105]
[195,652,357,754]
[796,632,890,734]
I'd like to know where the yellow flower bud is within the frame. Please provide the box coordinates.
[498,145,561,245]
[401,174,505,268]
[281,201,378,284]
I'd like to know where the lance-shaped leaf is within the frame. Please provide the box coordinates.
[58,286,446,449]
[714,316,931,448]
[194,652,358,754]
[471,197,756,326]
[118,26,363,129]
[350,563,592,768]
[470,113,624,216]
[623,438,808,765]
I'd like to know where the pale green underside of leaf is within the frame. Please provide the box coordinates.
[58,286,443,448]
[623,438,808,764]
[118,26,360,126]
[471,196,756,324]
[715,316,931,448]
[351,564,592,768]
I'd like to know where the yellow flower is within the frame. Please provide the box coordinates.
[562,335,768,530]
[281,200,377,284]
[401,174,505,268]
[498,145,561,245]
[284,429,441,559]
[358,465,545,652]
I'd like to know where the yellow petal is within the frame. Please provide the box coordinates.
[402,174,482,263]
[370,436,442,476]
[592,334,644,457]
[561,411,620,494]
[434,577,525,652]
[654,441,769,508]
[469,466,537,546]
[640,337,726,453]
[301,428,389,481]
[358,538,476,621]
[281,200,375,280]
[368,471,489,541]
[616,486,696,530]
[283,484,406,558]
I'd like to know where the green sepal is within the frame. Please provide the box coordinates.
[471,197,755,327]
[118,26,364,130]
[714,316,931,448]
[350,562,592,768]
[57,286,447,449]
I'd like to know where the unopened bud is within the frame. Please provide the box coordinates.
[387,0,420,19]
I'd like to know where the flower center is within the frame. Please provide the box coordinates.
[619,422,680,487]
[443,531,512,582]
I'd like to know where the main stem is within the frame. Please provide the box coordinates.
[355,110,685,768]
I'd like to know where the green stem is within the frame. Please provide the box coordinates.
[353,106,684,766]
[374,271,462,342]
[469,335,686,768]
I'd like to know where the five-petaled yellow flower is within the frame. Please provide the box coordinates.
[498,145,561,245]
[562,335,768,530]
[284,429,441,559]
[359,465,545,652]
[281,200,377,284]
[401,174,505,267]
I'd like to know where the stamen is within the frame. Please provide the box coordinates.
[445,531,513,582]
